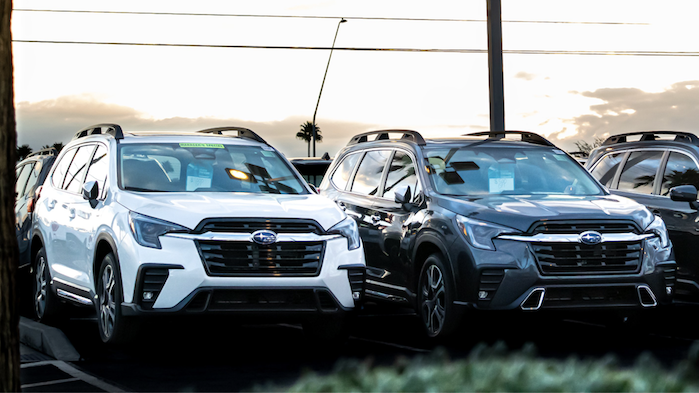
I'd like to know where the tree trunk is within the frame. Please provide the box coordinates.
[0,0,20,390]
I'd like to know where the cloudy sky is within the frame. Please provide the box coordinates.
[11,0,699,157]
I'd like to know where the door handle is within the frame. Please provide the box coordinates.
[47,200,56,210]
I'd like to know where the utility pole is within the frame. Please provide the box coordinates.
[312,18,347,157]
[487,0,505,131]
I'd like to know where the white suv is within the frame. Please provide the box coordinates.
[31,124,366,344]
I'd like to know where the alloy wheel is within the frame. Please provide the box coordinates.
[99,264,116,340]
[421,264,446,336]
[34,255,47,318]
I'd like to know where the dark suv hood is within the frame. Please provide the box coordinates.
[434,194,653,233]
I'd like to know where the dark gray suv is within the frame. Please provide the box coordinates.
[587,131,699,303]
[320,130,676,339]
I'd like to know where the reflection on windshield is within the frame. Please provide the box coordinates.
[425,146,602,197]
[119,143,307,194]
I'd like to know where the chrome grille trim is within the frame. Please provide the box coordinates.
[498,233,653,243]
[166,232,340,242]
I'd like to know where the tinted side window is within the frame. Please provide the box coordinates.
[84,145,109,197]
[590,153,624,188]
[331,153,360,190]
[52,148,78,189]
[661,152,699,196]
[617,151,663,194]
[351,150,391,196]
[15,164,32,198]
[64,145,96,193]
[23,162,42,197]
[382,151,418,201]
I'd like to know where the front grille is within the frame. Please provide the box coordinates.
[197,240,324,276]
[532,241,642,275]
[543,286,639,308]
[531,221,639,235]
[195,218,324,234]
[202,289,330,312]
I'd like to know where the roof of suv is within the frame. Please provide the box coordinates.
[588,130,699,165]
[344,130,557,150]
[71,124,271,146]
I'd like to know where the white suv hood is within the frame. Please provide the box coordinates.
[115,192,346,231]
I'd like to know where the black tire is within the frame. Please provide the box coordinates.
[32,247,62,324]
[96,253,137,344]
[417,254,460,339]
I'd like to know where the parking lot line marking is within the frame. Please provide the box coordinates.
[21,360,126,392]
[21,377,80,389]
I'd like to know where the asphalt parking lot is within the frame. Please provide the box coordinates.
[20,303,699,392]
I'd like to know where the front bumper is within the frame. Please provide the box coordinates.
[119,234,366,315]
[453,235,675,311]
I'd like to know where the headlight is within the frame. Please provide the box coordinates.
[455,215,518,251]
[645,215,670,249]
[129,212,190,249]
[329,216,361,251]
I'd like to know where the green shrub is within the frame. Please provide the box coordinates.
[257,342,699,392]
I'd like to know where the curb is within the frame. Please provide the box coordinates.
[19,317,81,361]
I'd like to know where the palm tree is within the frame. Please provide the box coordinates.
[16,144,32,161]
[41,142,63,153]
[296,121,322,157]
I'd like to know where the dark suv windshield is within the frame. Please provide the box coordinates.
[425,145,603,196]
[119,143,307,194]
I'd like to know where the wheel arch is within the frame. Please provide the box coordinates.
[412,234,457,294]
[93,233,120,290]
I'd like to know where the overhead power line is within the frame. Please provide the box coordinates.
[12,39,699,57]
[11,8,649,25]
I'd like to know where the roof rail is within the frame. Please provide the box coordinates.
[72,124,124,140]
[601,131,699,146]
[26,147,58,158]
[196,127,269,145]
[467,131,555,147]
[347,130,426,146]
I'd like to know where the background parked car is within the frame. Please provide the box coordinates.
[587,131,699,303]
[15,147,57,271]
[289,153,333,187]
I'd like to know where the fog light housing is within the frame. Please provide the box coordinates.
[352,291,361,300]
[143,291,154,301]
[478,291,489,300]
[666,286,673,295]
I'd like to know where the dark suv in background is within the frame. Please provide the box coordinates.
[15,147,57,272]
[587,131,699,303]
[320,130,675,339]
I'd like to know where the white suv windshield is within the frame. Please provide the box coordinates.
[119,143,307,194]
[425,145,603,196]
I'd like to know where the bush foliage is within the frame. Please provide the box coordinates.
[258,342,699,392]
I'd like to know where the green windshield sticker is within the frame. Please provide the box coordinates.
[261,151,276,157]
[179,143,224,149]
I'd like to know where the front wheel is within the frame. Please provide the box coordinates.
[96,253,137,344]
[417,254,460,339]
[32,247,62,323]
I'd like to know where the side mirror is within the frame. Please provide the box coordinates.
[394,185,412,205]
[309,184,319,194]
[82,181,99,208]
[669,185,699,210]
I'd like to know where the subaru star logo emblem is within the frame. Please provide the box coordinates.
[251,230,277,245]
[579,231,603,245]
